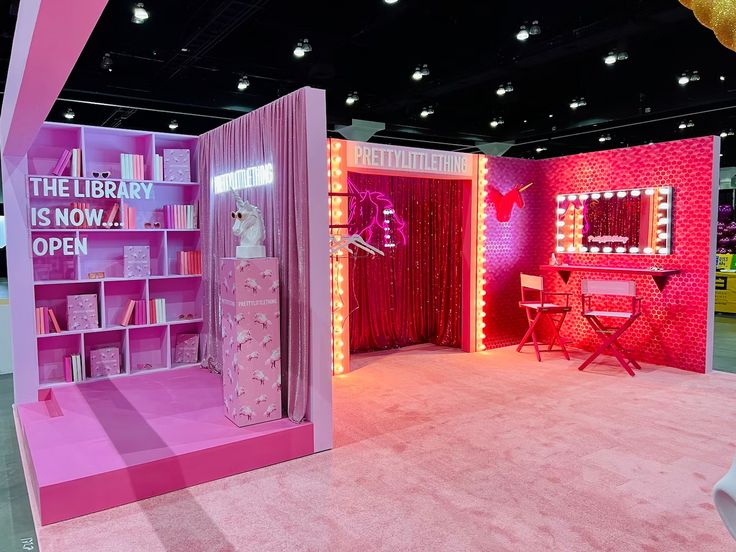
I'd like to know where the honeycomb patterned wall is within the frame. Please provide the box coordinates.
[483,137,717,372]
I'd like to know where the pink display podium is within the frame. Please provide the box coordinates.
[221,257,282,427]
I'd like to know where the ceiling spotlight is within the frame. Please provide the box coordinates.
[598,133,611,143]
[720,75,726,81]
[687,120,695,128]
[293,39,311,58]
[569,97,587,110]
[236,75,250,91]
[678,120,687,130]
[516,25,530,41]
[169,120,179,131]
[678,70,699,86]
[489,117,504,128]
[535,146,547,153]
[132,3,149,24]
[496,82,513,96]
[604,50,628,66]
[345,91,359,106]
[63,108,75,120]
[100,52,113,72]
[412,64,429,81]
[420,106,434,118]
[529,20,541,36]
[384,0,399,4]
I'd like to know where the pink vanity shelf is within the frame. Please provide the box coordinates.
[540,265,681,291]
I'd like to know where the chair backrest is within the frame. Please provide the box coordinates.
[520,273,543,291]
[581,279,636,297]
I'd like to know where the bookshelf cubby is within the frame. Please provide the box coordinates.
[28,122,202,389]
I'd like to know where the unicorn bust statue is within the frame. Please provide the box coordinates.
[231,191,266,259]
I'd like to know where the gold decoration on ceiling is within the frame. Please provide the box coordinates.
[679,0,736,52]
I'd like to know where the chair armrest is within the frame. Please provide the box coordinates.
[543,291,571,307]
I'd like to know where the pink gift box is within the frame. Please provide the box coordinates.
[174,333,200,364]
[90,347,120,378]
[66,294,99,331]
[163,149,191,182]
[124,246,151,278]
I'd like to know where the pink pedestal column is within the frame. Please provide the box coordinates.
[220,257,282,427]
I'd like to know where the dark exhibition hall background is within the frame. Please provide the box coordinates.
[0,0,734,164]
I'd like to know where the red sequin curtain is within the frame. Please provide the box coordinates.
[347,172,465,352]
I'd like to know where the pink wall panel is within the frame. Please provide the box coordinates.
[482,157,544,349]
[483,137,717,372]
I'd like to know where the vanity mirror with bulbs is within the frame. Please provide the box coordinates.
[555,186,673,255]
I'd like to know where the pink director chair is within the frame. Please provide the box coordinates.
[578,279,642,376]
[517,273,571,361]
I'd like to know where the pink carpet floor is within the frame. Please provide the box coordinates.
[33,345,736,551]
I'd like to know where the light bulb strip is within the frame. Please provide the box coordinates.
[328,139,350,374]
[476,156,489,351]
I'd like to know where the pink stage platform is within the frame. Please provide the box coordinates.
[15,367,314,525]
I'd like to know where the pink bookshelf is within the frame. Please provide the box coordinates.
[26,122,203,389]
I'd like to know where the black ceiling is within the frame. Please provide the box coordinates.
[1,0,735,163]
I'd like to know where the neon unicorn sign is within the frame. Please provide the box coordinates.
[346,176,407,249]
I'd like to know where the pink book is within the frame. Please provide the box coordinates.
[35,308,41,335]
[43,307,49,335]
[51,149,71,176]
[138,300,146,324]
[119,300,135,326]
[163,149,191,182]
[64,356,73,382]
[105,203,119,228]
[90,347,121,378]
[48,308,62,333]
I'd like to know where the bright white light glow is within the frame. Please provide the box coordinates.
[567,246,576,252]
[293,46,305,58]
[556,220,565,227]
[658,217,669,225]
[616,247,626,253]
[643,247,654,254]
[556,195,566,202]
[556,246,565,252]
[556,208,565,215]
[579,194,589,200]
[556,233,565,239]
[590,246,600,253]
[580,246,588,252]
[658,187,670,194]
[591,193,601,200]
[678,75,690,85]
[604,53,617,65]
[630,190,641,197]
[629,247,639,253]
[604,192,614,199]
[658,247,670,254]
[616,191,627,198]
[567,194,577,201]
[645,188,655,195]
[659,202,669,210]
[603,247,613,253]
[516,28,530,41]
[214,163,274,194]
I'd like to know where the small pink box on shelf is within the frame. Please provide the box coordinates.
[66,294,99,331]
[123,246,151,278]
[163,149,191,182]
[221,257,282,428]
[174,333,200,364]
[90,347,121,378]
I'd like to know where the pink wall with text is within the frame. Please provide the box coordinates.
[483,137,718,372]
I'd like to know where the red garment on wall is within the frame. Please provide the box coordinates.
[488,187,524,222]
[347,172,465,352]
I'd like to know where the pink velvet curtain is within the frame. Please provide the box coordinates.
[198,89,310,423]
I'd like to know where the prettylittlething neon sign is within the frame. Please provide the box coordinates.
[214,163,274,194]
[349,143,471,177]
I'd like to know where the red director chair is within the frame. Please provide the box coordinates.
[516,274,572,361]
[578,279,642,377]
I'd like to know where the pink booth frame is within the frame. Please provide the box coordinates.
[1,1,331,525]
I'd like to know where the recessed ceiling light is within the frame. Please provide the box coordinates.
[720,75,726,81]
[598,133,611,143]
[63,108,75,120]
[678,70,700,86]
[529,20,541,36]
[169,120,179,131]
[132,3,149,24]
[420,106,434,118]
[496,82,513,96]
[489,117,504,128]
[535,146,546,153]
[384,0,399,4]
[412,64,429,81]
[548,114,553,118]
[237,75,250,91]
[181,47,189,52]
[678,74,690,86]
[516,25,530,41]
[604,51,617,65]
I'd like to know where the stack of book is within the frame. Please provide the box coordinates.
[64,353,84,382]
[35,307,62,335]
[123,206,137,228]
[163,204,198,229]
[148,298,166,324]
[119,299,147,326]
[120,153,145,179]
[153,153,164,180]
[51,149,71,176]
[178,250,202,275]
[70,202,90,228]
[103,203,120,228]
